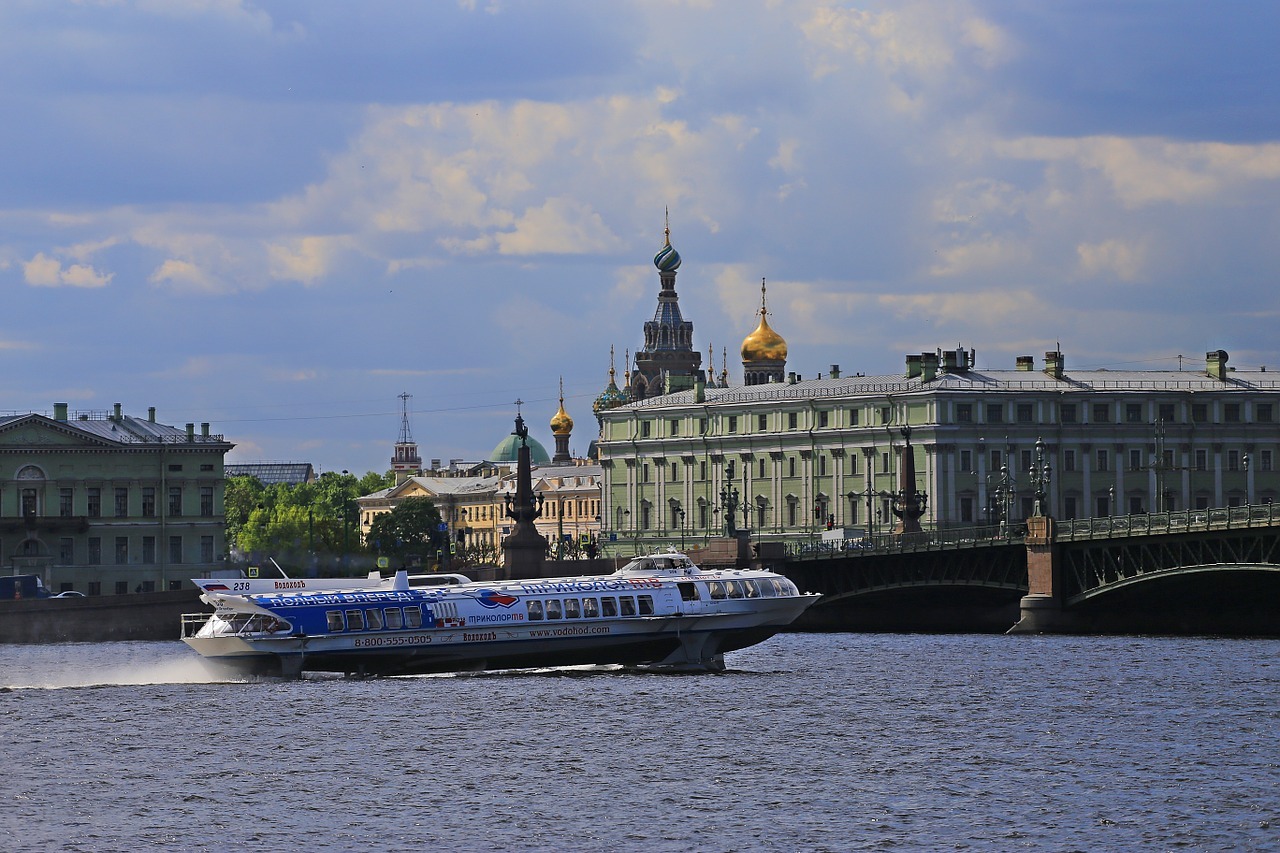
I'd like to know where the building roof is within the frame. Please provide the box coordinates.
[226,462,316,485]
[608,367,1280,412]
[488,433,551,464]
[0,411,232,448]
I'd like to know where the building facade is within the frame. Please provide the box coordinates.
[595,348,1280,555]
[0,403,234,593]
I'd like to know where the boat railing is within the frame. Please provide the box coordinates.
[180,613,209,638]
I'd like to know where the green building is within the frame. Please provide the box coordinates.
[0,402,234,594]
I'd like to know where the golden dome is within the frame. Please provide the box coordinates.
[550,378,574,435]
[740,279,787,363]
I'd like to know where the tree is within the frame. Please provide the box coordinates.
[365,497,442,560]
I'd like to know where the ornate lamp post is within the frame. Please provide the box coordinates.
[678,508,686,550]
[1028,436,1052,517]
[987,463,1016,537]
[719,481,739,538]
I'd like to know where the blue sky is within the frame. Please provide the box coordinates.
[3,1,1279,476]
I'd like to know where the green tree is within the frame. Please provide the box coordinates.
[365,497,442,560]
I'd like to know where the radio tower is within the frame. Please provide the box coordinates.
[391,392,422,484]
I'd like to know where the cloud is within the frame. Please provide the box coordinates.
[23,252,112,288]
[266,235,343,283]
[493,197,621,255]
[1076,238,1148,282]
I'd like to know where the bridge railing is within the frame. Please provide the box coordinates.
[1054,502,1280,542]
[784,523,1024,559]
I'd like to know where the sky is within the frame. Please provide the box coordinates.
[3,0,1279,476]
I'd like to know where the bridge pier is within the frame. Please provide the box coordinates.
[1008,516,1082,634]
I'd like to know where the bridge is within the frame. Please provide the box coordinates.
[776,504,1280,634]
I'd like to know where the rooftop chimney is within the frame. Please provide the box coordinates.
[113,402,123,421]
[201,422,210,437]
[148,406,156,422]
[905,354,923,379]
[921,352,939,382]
[830,364,841,379]
[1016,355,1034,372]
[53,402,68,422]
[186,423,195,441]
[1207,349,1229,380]
[1044,350,1064,380]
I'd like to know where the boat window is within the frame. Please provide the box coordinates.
[384,607,404,630]
[653,558,672,570]
[546,599,563,620]
[725,581,744,599]
[527,600,544,620]
[743,580,760,598]
[365,608,384,630]
[769,579,786,597]
[404,606,423,629]
[346,609,366,630]
[677,582,699,602]
[582,597,599,618]
[708,581,726,600]
[601,597,617,617]
[563,598,580,619]
[326,611,345,632]
[756,579,775,598]
[619,596,636,616]
[638,595,654,616]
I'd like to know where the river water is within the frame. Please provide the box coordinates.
[2,633,1278,852]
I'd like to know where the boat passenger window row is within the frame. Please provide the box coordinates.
[325,605,424,632]
[527,595,654,621]
[706,578,797,600]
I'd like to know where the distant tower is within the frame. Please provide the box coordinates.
[550,377,574,464]
[391,392,422,485]
[741,278,787,385]
[632,210,703,399]
[593,345,629,431]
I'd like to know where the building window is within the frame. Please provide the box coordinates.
[169,487,182,517]
[115,488,128,517]
[728,416,738,434]
[1261,450,1273,472]
[818,455,827,476]
[959,497,973,523]
[1129,449,1142,471]
[60,488,73,517]
[1258,404,1274,423]
[87,488,101,518]
[142,487,155,517]
[1225,403,1241,423]
[960,450,972,473]
[699,461,707,480]
[201,536,214,563]
[787,502,797,527]
[115,537,128,565]
[21,488,37,517]
[1017,404,1033,424]
[1227,450,1240,471]
[168,464,183,472]
[818,410,829,428]
[169,536,183,564]
[698,418,707,435]
[670,462,678,482]
[1063,449,1076,472]
[789,457,796,478]
[1063,496,1078,520]
[1060,404,1077,424]
[668,418,679,436]
[88,537,101,565]
[698,504,708,529]
[882,452,891,473]
[1096,449,1109,472]
[1096,495,1110,517]
[1192,403,1208,423]
[642,464,650,483]
[880,407,892,425]
[1129,496,1145,514]
[640,420,651,437]
[1092,403,1110,424]
[143,536,156,564]
[1020,450,1033,473]
[986,403,1002,423]
[200,464,214,472]
[59,538,74,564]
[1195,449,1207,471]
[788,412,798,430]
[641,505,650,530]
[1158,403,1176,423]
[849,454,859,475]
[115,581,128,595]
[759,459,766,478]
[1125,404,1143,423]
[850,410,860,426]
[990,450,1002,471]
[758,414,768,431]
[956,403,973,423]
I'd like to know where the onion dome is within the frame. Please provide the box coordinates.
[550,378,574,436]
[593,347,629,414]
[653,209,682,272]
[741,279,788,362]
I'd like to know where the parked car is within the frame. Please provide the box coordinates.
[51,591,86,599]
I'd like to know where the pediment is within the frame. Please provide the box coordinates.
[0,416,113,449]
[390,481,438,500]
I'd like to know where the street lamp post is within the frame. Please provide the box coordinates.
[987,463,1016,537]
[1028,436,1052,517]
[719,481,739,538]
[678,508,686,550]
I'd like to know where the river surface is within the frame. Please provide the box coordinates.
[2,633,1278,852]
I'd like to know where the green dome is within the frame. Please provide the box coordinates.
[488,432,550,465]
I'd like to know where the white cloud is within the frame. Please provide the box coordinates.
[1076,238,1148,282]
[23,252,112,288]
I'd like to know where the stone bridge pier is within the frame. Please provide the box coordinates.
[1008,515,1077,634]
